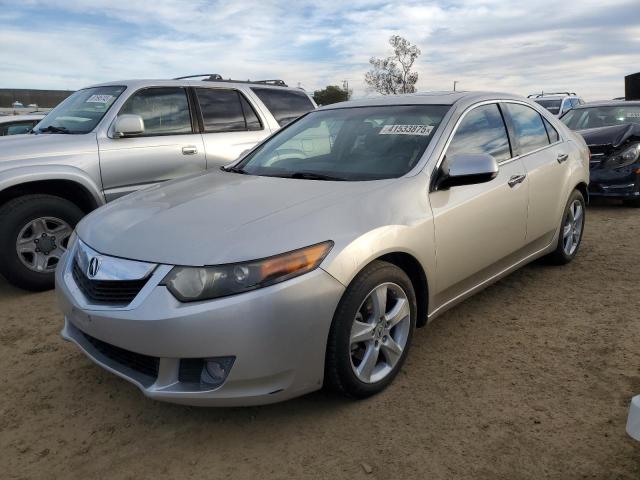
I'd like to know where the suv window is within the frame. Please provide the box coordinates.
[120,87,192,136]
[446,104,511,162]
[195,88,263,132]
[251,88,314,127]
[505,103,550,155]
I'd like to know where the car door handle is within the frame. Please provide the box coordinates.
[508,174,526,188]
[182,146,198,155]
[557,153,569,163]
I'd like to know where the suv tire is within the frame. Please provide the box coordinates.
[0,194,83,291]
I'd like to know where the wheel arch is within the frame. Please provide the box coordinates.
[575,181,589,204]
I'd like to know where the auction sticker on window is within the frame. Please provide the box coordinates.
[627,112,640,118]
[379,124,433,135]
[86,94,114,103]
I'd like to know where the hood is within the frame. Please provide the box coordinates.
[578,123,640,150]
[0,133,98,167]
[77,169,397,266]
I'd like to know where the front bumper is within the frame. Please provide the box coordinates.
[588,164,640,198]
[56,252,345,406]
[627,395,640,441]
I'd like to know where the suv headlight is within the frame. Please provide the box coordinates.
[606,143,640,169]
[162,241,334,302]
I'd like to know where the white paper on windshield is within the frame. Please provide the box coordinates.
[627,112,640,118]
[379,124,433,135]
[86,94,114,103]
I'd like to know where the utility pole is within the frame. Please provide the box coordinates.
[342,80,350,100]
[453,80,459,92]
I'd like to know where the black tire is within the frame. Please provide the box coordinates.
[325,260,417,399]
[0,194,84,291]
[545,189,586,265]
[623,198,640,208]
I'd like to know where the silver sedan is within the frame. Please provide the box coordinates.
[56,92,590,406]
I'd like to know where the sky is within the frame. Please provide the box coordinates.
[1,0,638,101]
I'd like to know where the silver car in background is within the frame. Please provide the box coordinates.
[56,91,590,406]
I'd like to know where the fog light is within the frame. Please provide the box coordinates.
[201,356,235,387]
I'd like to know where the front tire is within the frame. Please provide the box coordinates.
[545,189,586,265]
[0,195,83,291]
[325,260,417,399]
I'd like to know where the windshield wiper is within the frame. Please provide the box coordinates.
[289,172,347,181]
[221,165,246,174]
[37,125,69,134]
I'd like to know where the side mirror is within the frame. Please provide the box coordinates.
[435,153,498,190]
[113,114,144,137]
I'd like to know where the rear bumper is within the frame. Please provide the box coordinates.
[627,395,640,441]
[56,252,345,406]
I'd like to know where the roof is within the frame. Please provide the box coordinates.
[316,91,527,109]
[88,79,303,91]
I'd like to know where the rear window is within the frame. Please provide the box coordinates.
[251,87,314,127]
[534,99,562,115]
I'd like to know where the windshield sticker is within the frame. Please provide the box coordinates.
[627,112,640,118]
[86,94,114,103]
[379,124,433,135]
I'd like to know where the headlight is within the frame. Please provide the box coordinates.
[606,143,640,169]
[162,241,334,302]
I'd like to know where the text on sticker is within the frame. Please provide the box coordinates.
[379,125,434,135]
[627,112,640,118]
[86,95,114,103]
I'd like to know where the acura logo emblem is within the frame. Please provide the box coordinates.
[87,257,101,278]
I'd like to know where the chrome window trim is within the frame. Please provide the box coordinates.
[429,99,566,177]
[63,240,173,312]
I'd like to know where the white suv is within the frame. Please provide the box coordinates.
[0,74,316,290]
[529,92,584,117]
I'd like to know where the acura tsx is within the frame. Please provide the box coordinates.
[56,91,590,406]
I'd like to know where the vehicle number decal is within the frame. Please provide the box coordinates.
[627,112,640,118]
[86,94,114,103]
[379,124,433,135]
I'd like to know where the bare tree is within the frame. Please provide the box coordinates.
[365,35,421,95]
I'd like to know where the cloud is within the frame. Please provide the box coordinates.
[0,0,638,100]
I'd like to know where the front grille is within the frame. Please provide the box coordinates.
[72,260,148,305]
[81,330,159,383]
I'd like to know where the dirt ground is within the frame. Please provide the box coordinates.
[1,200,639,479]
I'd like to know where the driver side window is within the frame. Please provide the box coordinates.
[446,104,511,162]
[119,87,192,136]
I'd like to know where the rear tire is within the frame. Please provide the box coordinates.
[325,260,416,399]
[0,195,83,291]
[545,189,585,265]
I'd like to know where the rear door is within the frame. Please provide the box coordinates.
[502,102,569,247]
[429,103,529,304]
[98,86,206,201]
[194,87,270,168]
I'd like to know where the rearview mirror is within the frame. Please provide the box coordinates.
[435,153,498,190]
[113,114,144,137]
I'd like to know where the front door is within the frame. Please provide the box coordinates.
[429,103,529,307]
[98,86,206,201]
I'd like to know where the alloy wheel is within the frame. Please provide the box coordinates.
[349,282,411,384]
[562,199,584,256]
[16,216,73,273]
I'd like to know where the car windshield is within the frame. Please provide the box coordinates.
[34,85,126,134]
[534,99,562,114]
[237,105,450,181]
[561,104,640,130]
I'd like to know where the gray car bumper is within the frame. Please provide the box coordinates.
[56,263,345,406]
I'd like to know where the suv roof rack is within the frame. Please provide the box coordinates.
[527,91,577,98]
[173,75,288,87]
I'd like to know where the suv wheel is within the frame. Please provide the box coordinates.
[545,189,586,265]
[0,194,83,291]
[325,260,416,399]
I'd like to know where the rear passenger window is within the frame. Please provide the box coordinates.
[446,104,511,162]
[251,87,314,127]
[196,88,249,132]
[543,117,559,143]
[239,94,262,131]
[120,87,192,136]
[505,103,550,154]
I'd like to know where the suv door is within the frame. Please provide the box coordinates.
[429,103,529,305]
[502,102,568,247]
[98,86,206,201]
[194,88,270,167]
